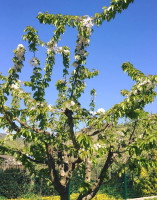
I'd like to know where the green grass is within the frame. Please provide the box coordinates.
[0,196,6,200]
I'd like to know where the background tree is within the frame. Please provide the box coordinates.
[0,0,157,200]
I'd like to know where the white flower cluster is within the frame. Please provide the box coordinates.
[11,83,19,90]
[29,57,39,67]
[15,44,25,60]
[65,101,75,109]
[13,44,26,71]
[75,35,90,55]
[30,106,36,111]
[117,131,125,141]
[29,102,45,110]
[82,16,94,36]
[125,78,153,100]
[94,143,106,151]
[137,78,152,90]
[48,104,54,112]
[72,16,93,67]
[93,143,101,151]
[90,108,105,116]
[47,40,70,56]
[70,101,75,106]
[97,108,105,114]
[72,62,79,68]
[63,49,70,55]
[126,78,153,100]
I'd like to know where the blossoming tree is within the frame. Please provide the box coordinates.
[0,0,157,199]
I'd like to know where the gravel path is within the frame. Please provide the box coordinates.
[128,196,157,200]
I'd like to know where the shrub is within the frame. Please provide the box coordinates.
[0,168,31,199]
[134,167,157,197]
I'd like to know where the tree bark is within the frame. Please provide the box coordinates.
[77,148,113,200]
[85,157,92,182]
[60,190,70,200]
[60,182,70,200]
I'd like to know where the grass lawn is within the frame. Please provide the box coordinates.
[0,193,121,200]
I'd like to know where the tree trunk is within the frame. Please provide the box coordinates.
[60,189,70,200]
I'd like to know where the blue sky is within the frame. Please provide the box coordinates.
[0,0,157,119]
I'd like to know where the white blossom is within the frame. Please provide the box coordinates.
[79,49,85,55]
[15,44,26,59]
[82,16,94,28]
[71,101,75,106]
[65,100,75,109]
[30,106,36,110]
[94,143,101,151]
[73,62,79,68]
[133,90,138,95]
[90,111,96,116]
[84,52,88,57]
[47,48,52,55]
[29,57,39,67]
[11,83,19,90]
[47,40,56,48]
[74,55,80,60]
[138,79,152,87]
[76,44,82,51]
[18,90,23,95]
[17,44,24,49]
[118,132,124,137]
[48,104,53,111]
[63,49,70,55]
[47,41,68,55]
[97,108,105,114]
[13,63,23,70]
[53,46,63,54]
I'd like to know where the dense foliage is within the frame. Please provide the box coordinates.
[0,169,30,198]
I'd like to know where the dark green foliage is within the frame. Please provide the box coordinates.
[0,168,30,198]
[0,168,56,198]
[33,169,55,196]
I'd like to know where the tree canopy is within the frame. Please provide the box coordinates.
[0,0,157,200]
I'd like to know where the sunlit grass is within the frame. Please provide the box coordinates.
[6,193,121,200]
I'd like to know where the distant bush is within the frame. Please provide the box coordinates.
[0,168,55,199]
[0,168,31,198]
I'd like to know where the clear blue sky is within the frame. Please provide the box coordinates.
[0,0,157,118]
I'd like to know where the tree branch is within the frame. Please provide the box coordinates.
[77,147,114,200]
[2,106,20,133]
[64,108,80,149]
[0,144,45,165]
[15,117,51,135]
[84,123,112,136]
[128,120,137,145]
